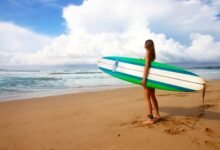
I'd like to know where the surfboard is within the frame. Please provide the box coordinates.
[97,56,206,92]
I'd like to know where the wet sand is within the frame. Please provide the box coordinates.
[0,80,220,150]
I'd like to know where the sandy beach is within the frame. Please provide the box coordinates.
[0,80,220,150]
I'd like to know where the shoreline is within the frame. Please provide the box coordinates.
[0,84,133,103]
[0,80,219,150]
[0,79,218,103]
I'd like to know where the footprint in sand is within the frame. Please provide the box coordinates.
[120,114,204,132]
[204,140,220,150]
[119,115,156,128]
[164,127,186,135]
[119,116,143,127]
[191,137,201,147]
[204,127,215,137]
[158,116,209,135]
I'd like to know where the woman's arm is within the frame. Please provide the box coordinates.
[141,51,151,87]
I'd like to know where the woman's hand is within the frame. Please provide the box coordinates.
[141,79,146,87]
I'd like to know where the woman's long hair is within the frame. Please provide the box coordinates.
[145,39,156,61]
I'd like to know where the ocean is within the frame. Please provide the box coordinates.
[0,63,220,101]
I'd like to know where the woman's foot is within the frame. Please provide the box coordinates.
[142,119,155,125]
[142,114,155,125]
[153,115,161,122]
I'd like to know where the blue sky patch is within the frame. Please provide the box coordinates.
[0,0,83,36]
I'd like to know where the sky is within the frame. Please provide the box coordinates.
[0,0,220,66]
[0,0,83,35]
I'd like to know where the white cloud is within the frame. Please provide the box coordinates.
[0,22,51,52]
[0,22,52,65]
[184,33,220,62]
[0,0,220,66]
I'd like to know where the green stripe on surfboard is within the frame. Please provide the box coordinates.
[99,67,194,92]
[103,56,198,76]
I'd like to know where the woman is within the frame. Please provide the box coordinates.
[141,39,161,125]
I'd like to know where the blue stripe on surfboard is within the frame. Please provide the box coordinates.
[99,67,194,92]
[103,57,198,77]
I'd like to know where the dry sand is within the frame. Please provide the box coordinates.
[0,80,220,150]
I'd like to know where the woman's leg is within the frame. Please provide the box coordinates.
[149,88,160,119]
[142,87,154,124]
